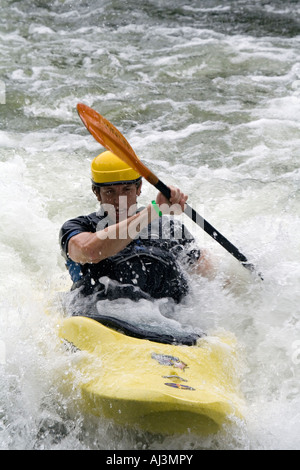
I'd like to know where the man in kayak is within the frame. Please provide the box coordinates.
[60,151,213,310]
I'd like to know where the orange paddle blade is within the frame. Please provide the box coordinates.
[77,103,159,186]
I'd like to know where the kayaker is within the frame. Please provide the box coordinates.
[59,151,214,309]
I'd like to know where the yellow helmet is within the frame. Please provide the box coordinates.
[91,151,141,187]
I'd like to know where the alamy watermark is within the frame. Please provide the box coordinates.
[0,80,5,104]
[95,199,205,241]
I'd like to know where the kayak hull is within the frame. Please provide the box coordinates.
[59,316,244,435]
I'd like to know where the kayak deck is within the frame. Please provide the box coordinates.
[59,316,244,435]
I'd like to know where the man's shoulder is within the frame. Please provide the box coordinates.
[61,211,103,231]
[59,211,104,245]
[59,211,105,257]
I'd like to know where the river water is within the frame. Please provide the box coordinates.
[0,0,300,450]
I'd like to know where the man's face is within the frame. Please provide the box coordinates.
[99,182,142,223]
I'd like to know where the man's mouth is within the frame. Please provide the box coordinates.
[116,208,128,219]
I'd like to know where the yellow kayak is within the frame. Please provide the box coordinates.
[59,315,244,436]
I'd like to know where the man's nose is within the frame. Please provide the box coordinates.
[117,195,128,209]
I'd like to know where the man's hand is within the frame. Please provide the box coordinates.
[156,185,188,214]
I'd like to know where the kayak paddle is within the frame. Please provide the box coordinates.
[77,103,262,279]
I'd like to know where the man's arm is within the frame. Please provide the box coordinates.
[191,249,217,280]
[68,204,157,264]
[68,185,188,265]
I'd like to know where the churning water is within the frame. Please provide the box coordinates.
[0,0,300,450]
